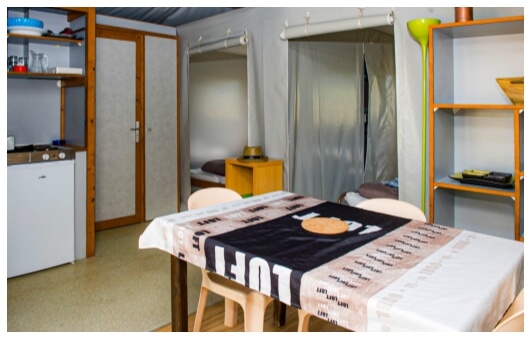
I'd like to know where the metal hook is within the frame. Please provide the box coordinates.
[225,28,231,48]
[304,12,310,37]
[197,36,202,54]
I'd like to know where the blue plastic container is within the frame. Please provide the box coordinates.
[7,17,44,28]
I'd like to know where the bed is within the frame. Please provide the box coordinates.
[190,159,226,188]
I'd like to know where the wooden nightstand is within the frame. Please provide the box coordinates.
[225,158,283,197]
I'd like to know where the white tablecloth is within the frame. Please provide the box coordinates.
[139,191,524,331]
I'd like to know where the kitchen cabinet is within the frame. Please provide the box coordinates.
[7,7,96,256]
[225,158,283,197]
[428,16,524,241]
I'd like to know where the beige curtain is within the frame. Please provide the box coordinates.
[288,36,396,202]
[288,41,365,202]
[363,41,397,182]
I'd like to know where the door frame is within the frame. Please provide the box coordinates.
[95,25,145,231]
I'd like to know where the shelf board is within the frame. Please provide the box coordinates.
[434,176,516,198]
[7,71,84,80]
[433,104,523,111]
[432,15,524,39]
[7,33,84,46]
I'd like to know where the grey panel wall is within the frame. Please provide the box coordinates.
[145,35,179,220]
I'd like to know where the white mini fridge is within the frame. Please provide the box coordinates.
[7,160,75,278]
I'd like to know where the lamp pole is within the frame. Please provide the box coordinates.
[407,18,440,213]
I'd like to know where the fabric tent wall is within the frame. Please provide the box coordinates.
[188,55,248,168]
[176,7,524,217]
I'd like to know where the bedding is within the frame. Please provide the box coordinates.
[190,159,226,188]
[357,181,398,200]
[190,168,226,184]
[200,159,226,176]
[340,178,399,206]
[190,168,225,187]
[343,191,368,206]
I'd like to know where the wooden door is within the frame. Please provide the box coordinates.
[95,26,144,230]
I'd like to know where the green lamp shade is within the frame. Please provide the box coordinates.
[407,18,441,45]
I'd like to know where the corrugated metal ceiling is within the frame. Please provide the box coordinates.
[95,7,237,27]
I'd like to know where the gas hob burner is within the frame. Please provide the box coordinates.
[7,144,75,165]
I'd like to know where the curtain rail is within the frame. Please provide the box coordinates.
[280,12,394,40]
[188,34,248,55]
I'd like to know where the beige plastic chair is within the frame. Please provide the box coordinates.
[355,198,427,222]
[188,187,242,210]
[188,187,274,332]
[298,197,426,331]
[493,288,524,332]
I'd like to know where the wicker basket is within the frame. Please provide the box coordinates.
[496,77,524,105]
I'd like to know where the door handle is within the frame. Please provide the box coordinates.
[130,121,140,143]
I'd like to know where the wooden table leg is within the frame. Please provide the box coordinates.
[171,255,188,332]
[273,300,286,327]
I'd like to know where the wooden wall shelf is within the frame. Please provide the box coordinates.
[428,15,524,241]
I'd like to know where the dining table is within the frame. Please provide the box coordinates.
[139,190,524,332]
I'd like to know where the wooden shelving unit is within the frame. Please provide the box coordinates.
[428,16,524,241]
[7,7,96,255]
[7,30,85,79]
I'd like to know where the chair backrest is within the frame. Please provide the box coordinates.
[188,187,242,211]
[355,198,427,222]
[493,288,524,332]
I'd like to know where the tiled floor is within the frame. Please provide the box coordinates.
[6,222,219,332]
